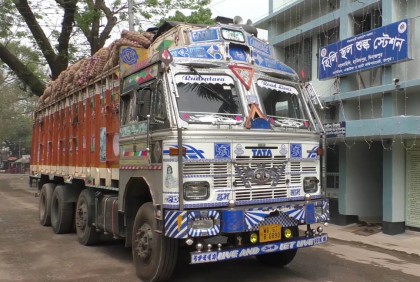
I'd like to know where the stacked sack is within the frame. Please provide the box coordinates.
[39,30,154,106]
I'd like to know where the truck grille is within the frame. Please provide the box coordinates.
[183,162,231,189]
[183,157,316,202]
[233,156,288,201]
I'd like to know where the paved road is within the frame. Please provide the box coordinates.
[1,173,420,282]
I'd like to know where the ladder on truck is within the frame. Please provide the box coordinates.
[300,83,328,199]
[300,82,326,133]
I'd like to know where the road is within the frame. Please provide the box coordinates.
[1,173,420,282]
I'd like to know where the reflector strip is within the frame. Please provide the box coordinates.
[229,65,254,90]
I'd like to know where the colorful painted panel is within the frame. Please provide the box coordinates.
[123,64,158,92]
[170,45,223,60]
[229,46,248,62]
[164,211,188,238]
[119,47,149,77]
[247,35,272,56]
[252,50,296,75]
[120,123,148,138]
[119,143,150,167]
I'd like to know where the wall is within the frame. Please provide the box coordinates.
[393,1,420,82]
[340,142,383,222]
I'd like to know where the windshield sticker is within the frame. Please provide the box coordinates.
[175,75,234,85]
[257,80,298,94]
[214,143,231,159]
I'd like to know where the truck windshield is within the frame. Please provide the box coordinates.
[175,74,243,124]
[256,79,307,128]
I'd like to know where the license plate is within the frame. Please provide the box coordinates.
[259,224,281,243]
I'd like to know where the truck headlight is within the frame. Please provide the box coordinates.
[303,177,319,193]
[183,181,210,200]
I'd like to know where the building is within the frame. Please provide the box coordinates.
[256,0,420,235]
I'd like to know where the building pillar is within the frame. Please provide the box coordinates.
[382,142,406,235]
[336,143,358,225]
[381,0,405,235]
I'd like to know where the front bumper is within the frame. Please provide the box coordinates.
[190,233,328,264]
[164,198,329,239]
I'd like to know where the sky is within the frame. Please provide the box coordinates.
[210,0,269,24]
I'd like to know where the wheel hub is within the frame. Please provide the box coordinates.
[134,224,153,261]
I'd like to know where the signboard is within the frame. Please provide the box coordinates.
[190,28,220,43]
[324,122,346,138]
[319,19,413,80]
[247,36,272,56]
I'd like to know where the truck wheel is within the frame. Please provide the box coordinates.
[75,189,100,245]
[51,185,75,234]
[132,202,178,282]
[256,249,297,267]
[39,183,55,226]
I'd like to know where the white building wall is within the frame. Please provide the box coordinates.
[393,1,420,82]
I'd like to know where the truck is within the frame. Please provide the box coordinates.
[30,19,329,282]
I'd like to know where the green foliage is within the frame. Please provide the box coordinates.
[157,7,214,26]
[0,77,37,157]
[75,8,103,32]
[134,0,212,30]
[0,0,213,96]
[0,0,19,38]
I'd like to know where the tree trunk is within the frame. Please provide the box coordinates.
[0,43,45,97]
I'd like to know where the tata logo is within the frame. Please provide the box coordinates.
[252,149,272,157]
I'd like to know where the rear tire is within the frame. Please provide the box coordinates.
[39,183,55,226]
[75,189,100,245]
[132,202,178,282]
[51,185,75,234]
[256,249,297,267]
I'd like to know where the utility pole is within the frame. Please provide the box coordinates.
[128,0,134,31]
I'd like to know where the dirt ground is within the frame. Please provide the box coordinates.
[0,174,138,282]
[2,174,420,282]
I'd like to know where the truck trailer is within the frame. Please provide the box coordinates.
[31,19,329,281]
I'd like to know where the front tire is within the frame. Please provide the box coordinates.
[132,203,178,282]
[256,249,297,267]
[75,189,100,245]
[39,183,55,226]
[51,185,75,234]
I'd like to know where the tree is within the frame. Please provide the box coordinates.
[0,0,211,97]
[157,7,214,26]
[0,74,37,158]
